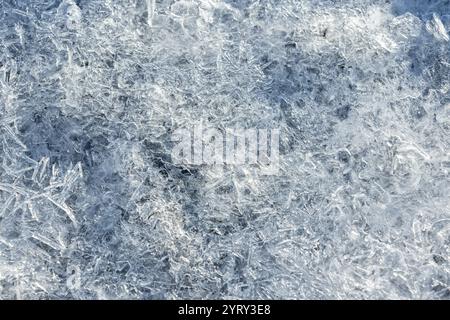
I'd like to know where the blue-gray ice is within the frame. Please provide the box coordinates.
[0,0,449,299]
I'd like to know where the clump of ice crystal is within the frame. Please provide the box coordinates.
[0,0,449,299]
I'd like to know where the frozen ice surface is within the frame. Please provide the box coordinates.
[0,0,449,299]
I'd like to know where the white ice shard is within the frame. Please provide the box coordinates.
[426,13,449,42]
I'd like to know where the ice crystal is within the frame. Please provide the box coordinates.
[0,0,449,299]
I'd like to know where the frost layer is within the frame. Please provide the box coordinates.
[0,0,449,299]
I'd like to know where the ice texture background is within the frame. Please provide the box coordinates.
[0,0,449,299]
